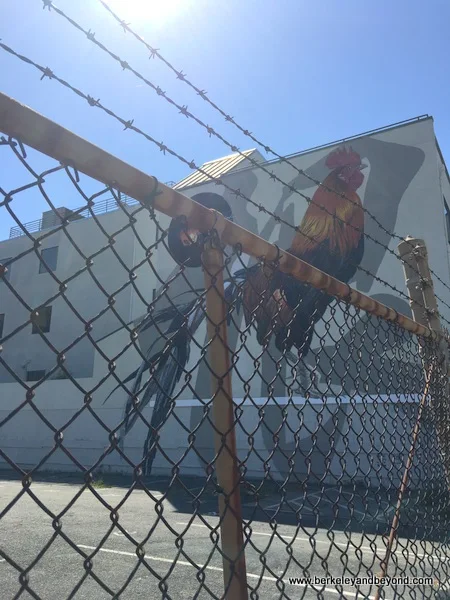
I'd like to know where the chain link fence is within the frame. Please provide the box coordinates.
[1,94,450,599]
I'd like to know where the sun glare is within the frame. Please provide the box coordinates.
[106,0,187,24]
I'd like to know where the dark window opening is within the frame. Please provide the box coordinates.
[31,306,52,334]
[39,246,58,274]
[444,198,450,245]
[0,257,12,281]
[26,369,46,382]
[0,313,4,338]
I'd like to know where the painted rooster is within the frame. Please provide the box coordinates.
[243,146,366,356]
[105,150,367,475]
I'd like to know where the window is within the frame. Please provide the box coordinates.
[26,370,46,382]
[39,246,58,274]
[0,313,4,338]
[0,257,11,281]
[31,306,52,334]
[444,198,450,245]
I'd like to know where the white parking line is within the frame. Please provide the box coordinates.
[175,522,446,563]
[177,522,386,556]
[262,495,316,512]
[307,491,368,518]
[254,491,380,519]
[77,544,385,599]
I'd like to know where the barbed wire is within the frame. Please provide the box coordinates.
[2,38,450,333]
[1,77,450,600]
[94,0,450,306]
[34,0,450,326]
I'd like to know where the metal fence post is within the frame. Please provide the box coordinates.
[202,235,249,600]
[372,237,450,599]
[398,236,450,486]
[398,237,442,331]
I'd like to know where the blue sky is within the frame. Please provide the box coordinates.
[1,0,449,241]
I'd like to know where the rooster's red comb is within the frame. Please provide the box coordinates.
[325,146,362,169]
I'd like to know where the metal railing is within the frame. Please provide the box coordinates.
[8,195,139,239]
[8,187,176,240]
[0,93,449,600]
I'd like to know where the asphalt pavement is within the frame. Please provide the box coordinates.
[0,474,448,599]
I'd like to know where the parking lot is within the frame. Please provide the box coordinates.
[1,474,448,599]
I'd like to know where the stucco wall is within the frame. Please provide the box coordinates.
[1,118,449,486]
[0,204,159,382]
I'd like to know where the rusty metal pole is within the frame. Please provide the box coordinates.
[398,236,450,486]
[373,237,450,599]
[398,237,442,330]
[374,363,435,600]
[398,237,430,328]
[202,235,248,600]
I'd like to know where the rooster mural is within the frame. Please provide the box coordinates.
[104,146,367,475]
[242,146,366,355]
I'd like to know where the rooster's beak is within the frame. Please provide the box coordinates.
[359,163,368,170]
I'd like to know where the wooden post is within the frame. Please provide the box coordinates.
[398,237,441,330]
[398,236,450,487]
[202,236,248,600]
[373,237,450,599]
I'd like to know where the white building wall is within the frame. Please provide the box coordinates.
[436,142,450,312]
[0,203,158,382]
[1,118,449,486]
